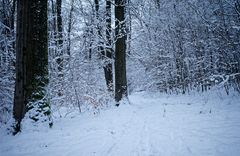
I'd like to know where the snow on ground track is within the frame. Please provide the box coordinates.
[1,90,240,156]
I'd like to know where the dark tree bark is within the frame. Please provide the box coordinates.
[67,0,74,57]
[114,0,127,103]
[94,0,113,92]
[13,0,50,134]
[51,0,57,44]
[56,0,64,96]
[56,0,63,47]
[105,0,113,92]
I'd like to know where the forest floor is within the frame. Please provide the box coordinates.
[1,89,240,156]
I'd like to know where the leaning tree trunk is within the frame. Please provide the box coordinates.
[13,0,51,134]
[114,0,128,104]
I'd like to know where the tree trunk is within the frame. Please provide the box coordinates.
[114,0,128,104]
[67,0,74,58]
[56,0,64,96]
[94,0,113,92]
[13,0,50,134]
[105,0,113,92]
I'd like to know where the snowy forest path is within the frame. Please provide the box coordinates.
[1,91,240,156]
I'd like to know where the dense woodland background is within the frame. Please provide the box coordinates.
[0,0,240,132]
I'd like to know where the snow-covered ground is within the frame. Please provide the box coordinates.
[1,89,240,156]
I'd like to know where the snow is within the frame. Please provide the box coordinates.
[1,89,240,156]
